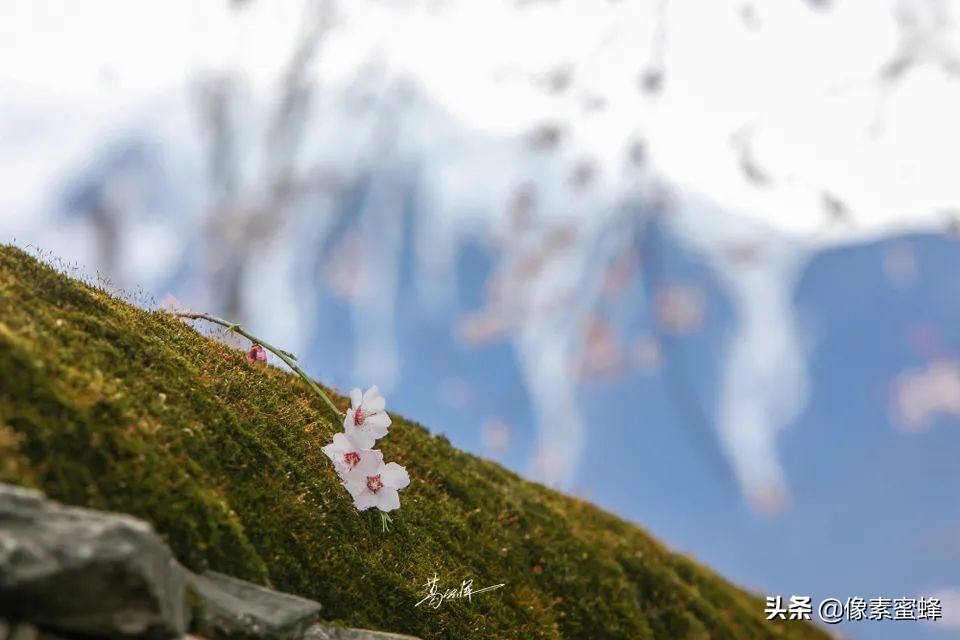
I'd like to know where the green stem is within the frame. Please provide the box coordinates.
[380,511,392,533]
[174,312,342,421]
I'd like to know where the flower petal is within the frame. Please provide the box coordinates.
[380,462,410,489]
[345,426,376,450]
[343,478,366,497]
[364,412,391,429]
[350,388,363,410]
[355,449,384,476]
[321,443,337,462]
[331,432,353,452]
[375,487,400,512]
[353,490,378,511]
[323,432,354,464]
[344,428,373,450]
[365,398,386,414]
[344,408,357,430]
[365,423,389,442]
[362,386,386,412]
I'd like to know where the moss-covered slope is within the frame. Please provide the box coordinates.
[0,246,826,640]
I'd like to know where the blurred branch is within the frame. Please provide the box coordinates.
[635,192,736,491]
[731,126,771,187]
[201,0,337,319]
[174,311,343,420]
[640,0,670,95]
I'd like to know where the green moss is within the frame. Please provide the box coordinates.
[0,245,828,639]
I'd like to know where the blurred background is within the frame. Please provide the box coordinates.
[2,1,960,637]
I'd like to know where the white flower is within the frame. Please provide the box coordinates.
[344,385,391,449]
[344,461,410,512]
[323,386,407,515]
[321,432,382,478]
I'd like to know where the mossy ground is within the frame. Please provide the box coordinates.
[0,245,828,640]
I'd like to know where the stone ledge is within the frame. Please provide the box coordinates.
[189,571,322,639]
[0,485,421,640]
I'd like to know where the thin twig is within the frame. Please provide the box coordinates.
[174,311,342,420]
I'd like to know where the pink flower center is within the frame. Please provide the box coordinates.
[353,407,365,427]
[343,451,360,469]
[366,474,383,493]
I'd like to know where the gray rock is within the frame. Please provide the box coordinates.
[303,625,422,640]
[188,571,322,639]
[0,618,84,640]
[0,484,188,639]
[0,485,417,640]
[6,622,37,640]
